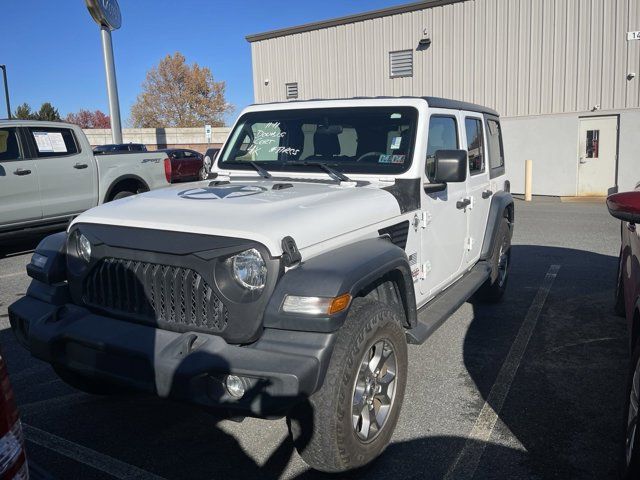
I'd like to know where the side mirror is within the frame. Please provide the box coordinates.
[607,191,640,223]
[424,149,468,193]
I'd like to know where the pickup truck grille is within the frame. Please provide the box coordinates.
[83,258,228,332]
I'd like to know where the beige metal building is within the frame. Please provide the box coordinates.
[247,0,640,196]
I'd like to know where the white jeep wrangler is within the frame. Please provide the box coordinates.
[9,97,513,472]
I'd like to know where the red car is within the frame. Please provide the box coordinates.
[159,149,205,183]
[608,190,640,479]
[0,345,28,479]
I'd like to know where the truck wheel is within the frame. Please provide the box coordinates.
[287,298,408,472]
[53,366,125,396]
[199,166,208,180]
[476,216,511,302]
[111,190,135,201]
[622,342,640,479]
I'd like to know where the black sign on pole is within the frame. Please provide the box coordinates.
[0,65,11,120]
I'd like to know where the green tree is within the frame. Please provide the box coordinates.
[130,52,232,128]
[36,102,61,121]
[14,103,35,120]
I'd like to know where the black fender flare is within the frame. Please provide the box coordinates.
[480,191,515,261]
[103,174,150,203]
[263,238,418,332]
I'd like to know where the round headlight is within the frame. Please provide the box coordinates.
[77,234,92,263]
[230,248,266,291]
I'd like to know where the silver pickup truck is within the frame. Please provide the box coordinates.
[0,120,172,238]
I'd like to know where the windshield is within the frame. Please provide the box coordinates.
[218,107,417,175]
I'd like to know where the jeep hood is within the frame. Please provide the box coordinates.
[73,179,402,256]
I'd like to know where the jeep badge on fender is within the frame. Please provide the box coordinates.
[9,97,513,473]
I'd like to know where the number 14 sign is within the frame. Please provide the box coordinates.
[629,31,640,41]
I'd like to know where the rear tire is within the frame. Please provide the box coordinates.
[54,366,125,396]
[287,298,408,472]
[476,216,511,303]
[111,190,135,201]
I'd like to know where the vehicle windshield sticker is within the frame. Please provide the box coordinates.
[33,132,53,152]
[390,136,402,150]
[378,154,405,164]
[33,132,67,153]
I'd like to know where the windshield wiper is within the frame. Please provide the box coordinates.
[248,161,271,179]
[285,161,351,182]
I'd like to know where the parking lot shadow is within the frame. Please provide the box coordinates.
[465,244,627,479]
[0,243,629,479]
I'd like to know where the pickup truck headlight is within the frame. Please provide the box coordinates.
[77,233,92,263]
[229,248,266,291]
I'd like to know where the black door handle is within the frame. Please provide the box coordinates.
[456,198,471,209]
[14,168,31,176]
[482,189,493,199]
[629,223,636,233]
[74,163,88,169]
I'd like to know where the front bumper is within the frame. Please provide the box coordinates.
[9,293,336,417]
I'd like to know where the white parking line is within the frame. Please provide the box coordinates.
[444,264,561,480]
[23,424,168,480]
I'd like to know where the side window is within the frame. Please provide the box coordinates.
[0,128,22,161]
[465,118,485,175]
[28,127,79,158]
[426,116,458,181]
[486,119,505,173]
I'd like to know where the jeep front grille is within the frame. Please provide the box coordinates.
[83,258,228,332]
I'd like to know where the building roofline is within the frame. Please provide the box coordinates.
[245,0,466,43]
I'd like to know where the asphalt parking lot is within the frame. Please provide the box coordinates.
[0,197,627,480]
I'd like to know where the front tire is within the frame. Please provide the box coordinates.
[622,342,640,479]
[287,298,408,472]
[615,253,626,317]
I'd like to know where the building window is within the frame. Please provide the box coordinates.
[426,115,458,181]
[465,118,485,175]
[286,82,298,99]
[389,50,413,78]
[586,130,599,158]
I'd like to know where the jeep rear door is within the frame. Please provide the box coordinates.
[0,127,42,227]
[461,112,492,266]
[24,126,97,218]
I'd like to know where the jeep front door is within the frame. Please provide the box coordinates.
[419,112,468,299]
[462,113,491,266]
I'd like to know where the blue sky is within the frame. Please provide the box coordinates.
[1,0,408,125]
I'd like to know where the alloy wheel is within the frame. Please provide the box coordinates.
[351,339,398,442]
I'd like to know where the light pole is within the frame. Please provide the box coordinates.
[0,65,11,120]
[85,0,123,143]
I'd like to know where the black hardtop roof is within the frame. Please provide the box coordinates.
[251,96,500,117]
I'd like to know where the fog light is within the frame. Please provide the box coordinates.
[31,252,48,269]
[225,375,245,399]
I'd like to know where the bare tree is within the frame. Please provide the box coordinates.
[130,53,232,128]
